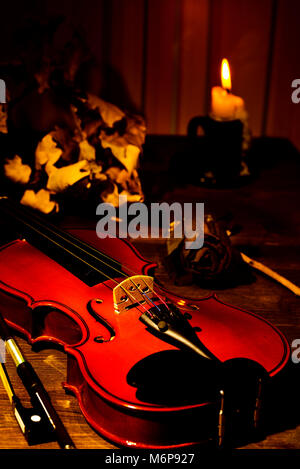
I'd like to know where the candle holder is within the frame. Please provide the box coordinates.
[187,115,251,186]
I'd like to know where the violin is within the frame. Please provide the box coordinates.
[0,197,289,448]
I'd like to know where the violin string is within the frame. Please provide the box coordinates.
[126,277,162,312]
[2,202,167,315]
[54,223,168,311]
[1,203,150,316]
[17,206,160,313]
[57,216,169,310]
[1,200,129,284]
[5,200,169,312]
[21,202,163,300]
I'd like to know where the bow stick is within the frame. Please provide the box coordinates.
[0,311,76,449]
[226,230,300,296]
[239,252,300,296]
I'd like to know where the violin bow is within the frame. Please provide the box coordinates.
[0,359,52,446]
[0,311,76,449]
[225,230,300,296]
[239,252,300,296]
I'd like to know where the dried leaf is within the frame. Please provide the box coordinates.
[101,141,140,175]
[78,139,96,161]
[21,189,58,214]
[4,155,32,184]
[35,134,62,169]
[46,160,89,192]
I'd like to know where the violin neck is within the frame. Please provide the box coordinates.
[0,197,124,286]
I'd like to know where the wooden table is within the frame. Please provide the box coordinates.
[0,136,299,450]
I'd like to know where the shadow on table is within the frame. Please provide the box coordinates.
[263,361,300,437]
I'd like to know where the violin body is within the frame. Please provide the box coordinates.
[0,215,290,447]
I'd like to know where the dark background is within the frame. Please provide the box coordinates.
[1,0,300,148]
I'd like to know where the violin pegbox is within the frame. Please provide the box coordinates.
[113,275,154,314]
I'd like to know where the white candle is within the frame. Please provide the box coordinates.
[211,59,246,121]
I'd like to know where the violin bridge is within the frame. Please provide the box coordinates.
[113,275,154,314]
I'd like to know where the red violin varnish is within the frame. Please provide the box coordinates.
[0,197,289,448]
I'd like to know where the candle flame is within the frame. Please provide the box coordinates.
[221,58,231,91]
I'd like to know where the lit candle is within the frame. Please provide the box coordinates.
[211,59,246,121]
